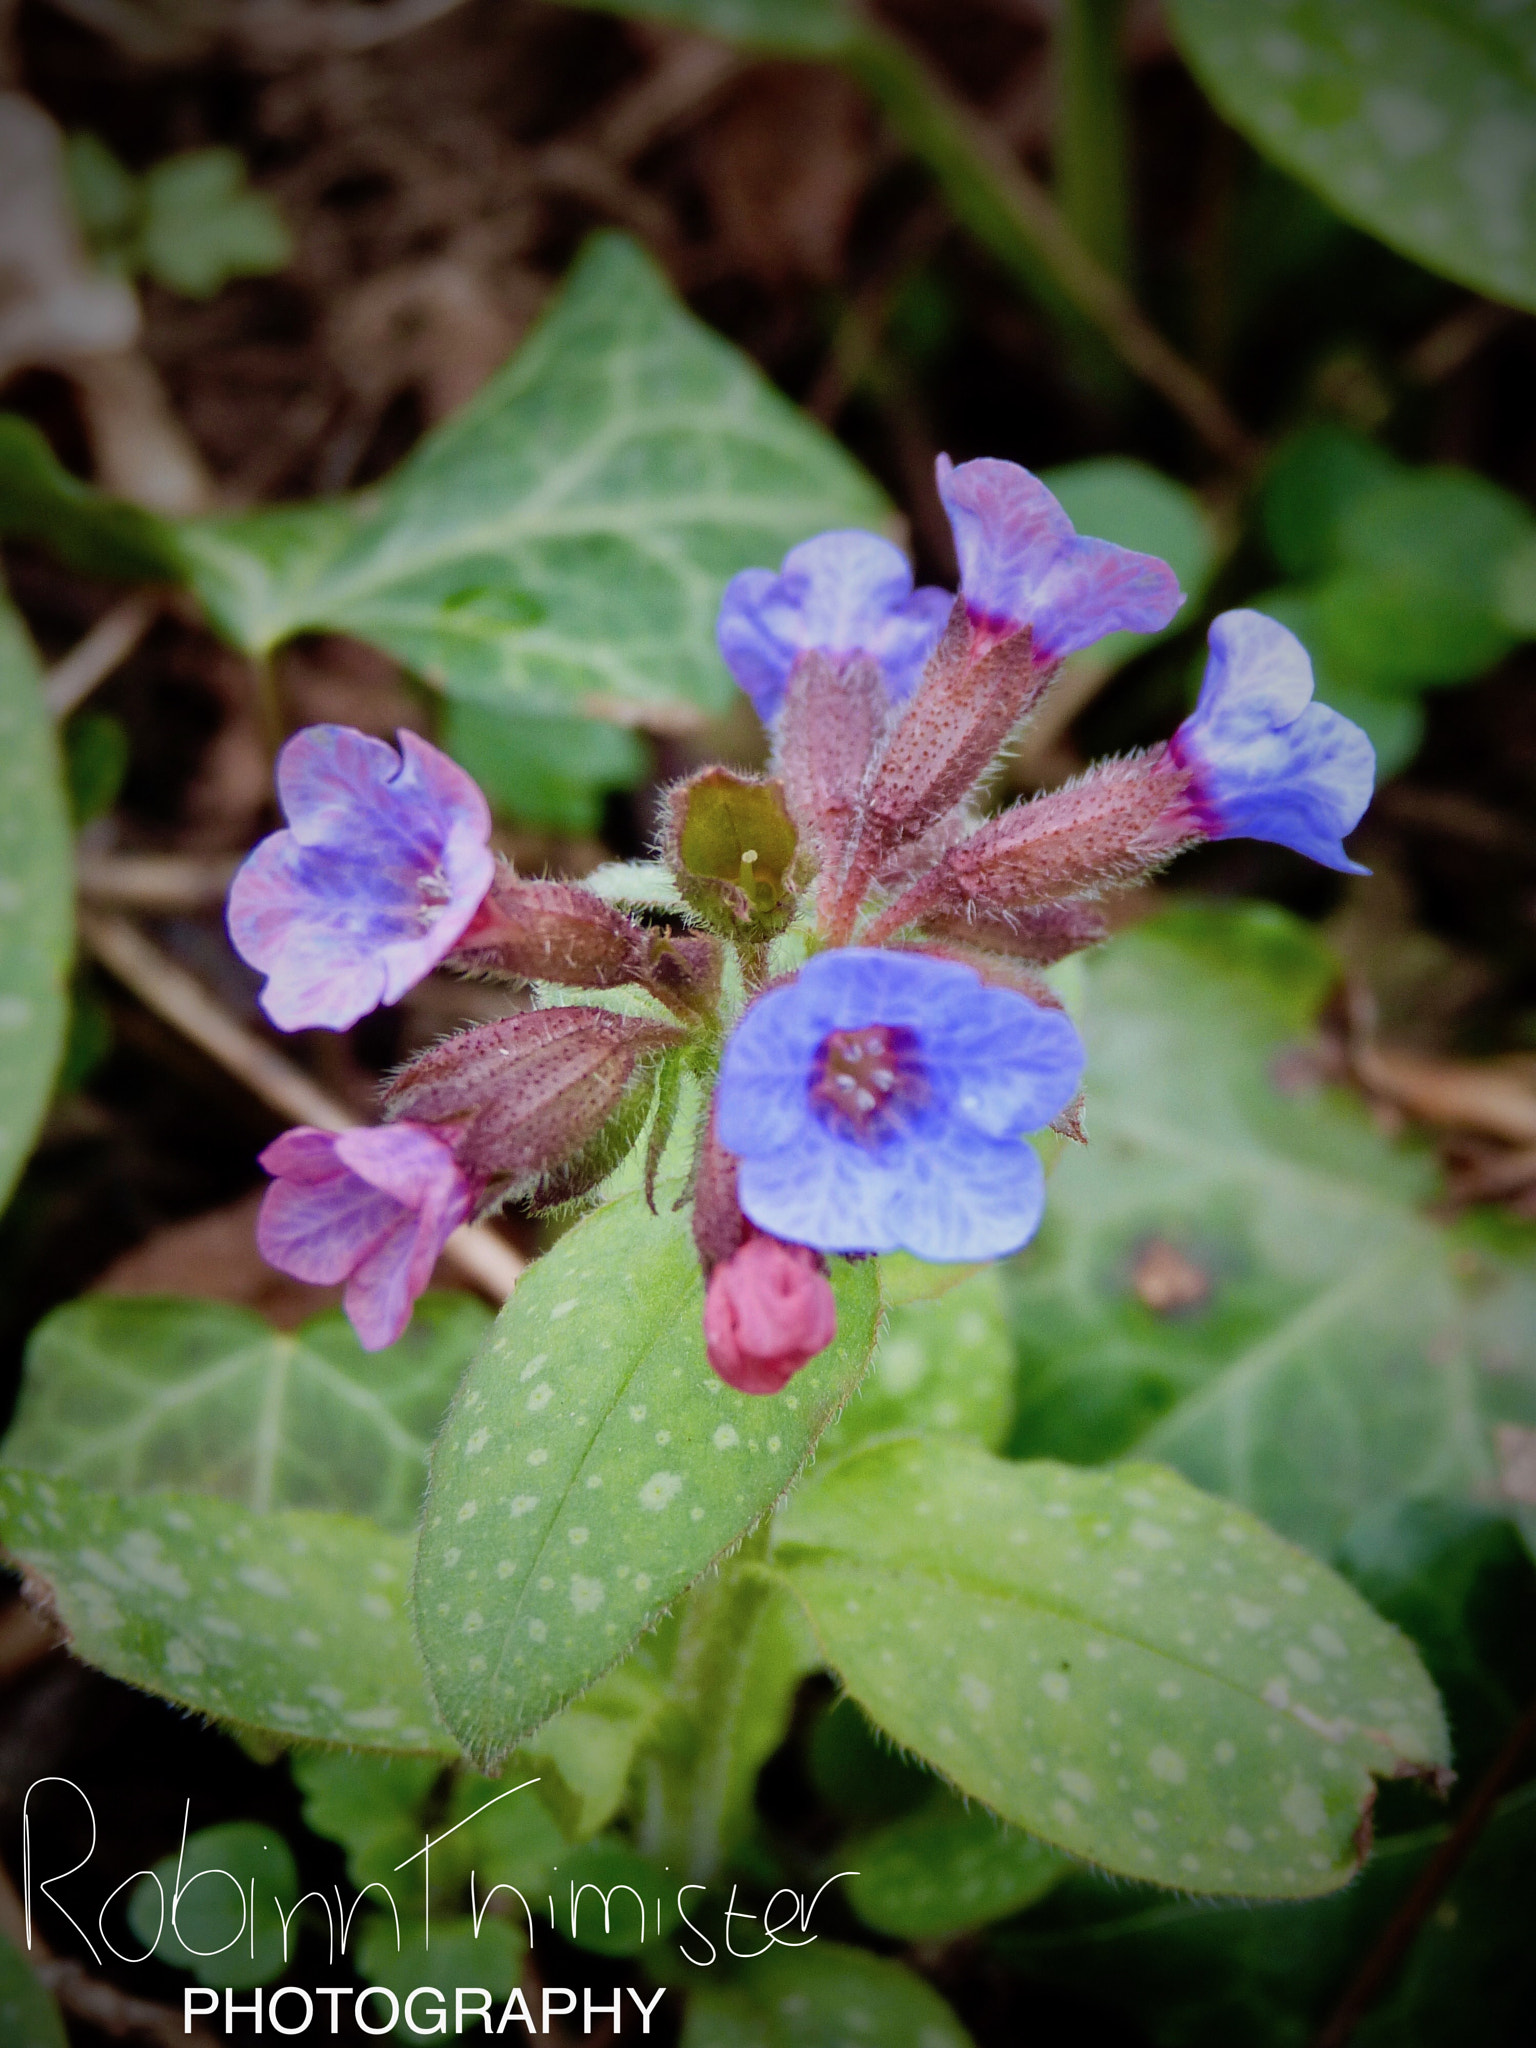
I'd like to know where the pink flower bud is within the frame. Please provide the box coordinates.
[703,1234,837,1396]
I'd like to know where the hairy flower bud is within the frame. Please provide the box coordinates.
[772,650,888,875]
[384,1007,684,1206]
[867,750,1198,942]
[703,1233,837,1396]
[919,900,1109,965]
[452,872,651,987]
[453,870,723,1022]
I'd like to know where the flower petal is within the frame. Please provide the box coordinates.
[1174,609,1376,874]
[255,1135,404,1285]
[227,724,495,1032]
[716,530,949,719]
[936,454,1184,661]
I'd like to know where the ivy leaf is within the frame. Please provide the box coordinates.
[5,1292,489,1530]
[440,700,647,836]
[175,234,888,723]
[1005,906,1495,1557]
[0,419,184,583]
[681,1940,975,2048]
[1167,1,1536,314]
[844,1791,1069,1940]
[0,1468,456,1754]
[127,1823,299,1989]
[0,1924,67,2048]
[137,150,292,299]
[414,1187,880,1767]
[0,590,73,1212]
[821,1266,1016,1457]
[774,1440,1447,1897]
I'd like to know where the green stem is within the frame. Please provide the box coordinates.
[1057,0,1131,282]
[635,1541,778,1885]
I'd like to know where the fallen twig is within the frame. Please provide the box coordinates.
[76,849,241,912]
[1311,1686,1536,2048]
[79,910,526,1306]
[0,1859,217,2048]
[44,592,160,721]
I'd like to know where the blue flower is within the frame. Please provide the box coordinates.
[936,454,1185,661]
[715,948,1084,1262]
[716,531,951,720]
[228,725,496,1032]
[1170,610,1375,875]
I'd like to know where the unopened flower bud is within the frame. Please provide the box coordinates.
[703,1234,837,1396]
[385,1007,684,1206]
[452,872,652,987]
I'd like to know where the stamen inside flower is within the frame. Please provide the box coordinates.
[418,864,453,923]
[810,1024,928,1141]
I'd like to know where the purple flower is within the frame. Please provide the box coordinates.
[716,531,951,720]
[228,725,496,1032]
[1170,609,1375,875]
[936,454,1184,661]
[256,1123,474,1351]
[715,948,1084,1263]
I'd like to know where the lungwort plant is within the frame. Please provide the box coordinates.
[190,432,1441,1902]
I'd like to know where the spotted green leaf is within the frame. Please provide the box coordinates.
[1005,906,1495,1557]
[681,1941,974,2048]
[0,590,72,1211]
[415,1187,880,1767]
[1167,1,1536,314]
[821,1266,1016,1457]
[0,1926,66,2048]
[0,1468,455,1754]
[176,234,887,722]
[774,1440,1447,1897]
[845,1791,1069,1940]
[5,1292,489,1530]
